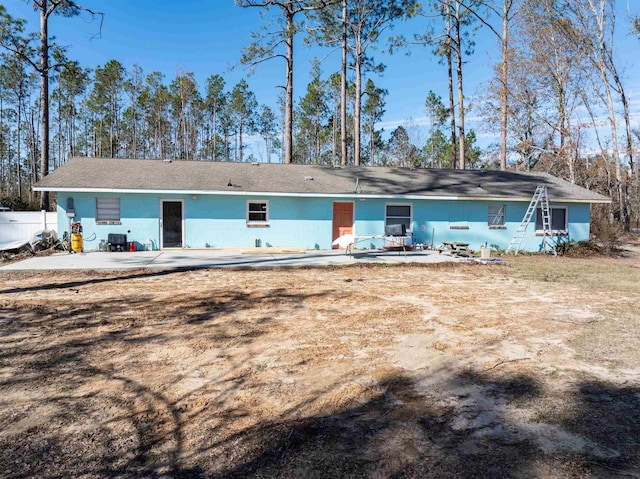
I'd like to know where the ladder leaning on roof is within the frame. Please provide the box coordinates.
[506,185,553,255]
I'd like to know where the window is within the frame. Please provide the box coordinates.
[385,204,411,232]
[535,207,567,232]
[247,201,269,224]
[488,204,506,227]
[96,197,120,223]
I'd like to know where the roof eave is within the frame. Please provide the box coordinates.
[32,186,610,203]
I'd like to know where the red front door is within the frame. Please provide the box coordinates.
[332,202,354,249]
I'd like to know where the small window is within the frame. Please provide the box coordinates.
[536,207,567,232]
[385,204,411,232]
[488,204,506,227]
[96,197,120,223]
[247,201,269,224]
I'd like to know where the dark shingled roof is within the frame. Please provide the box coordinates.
[33,157,610,203]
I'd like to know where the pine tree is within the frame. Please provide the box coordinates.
[229,80,257,163]
[0,1,103,210]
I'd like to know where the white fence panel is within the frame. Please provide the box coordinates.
[0,211,57,243]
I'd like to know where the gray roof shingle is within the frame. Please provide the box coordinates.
[33,157,610,203]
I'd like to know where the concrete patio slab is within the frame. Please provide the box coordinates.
[0,248,467,271]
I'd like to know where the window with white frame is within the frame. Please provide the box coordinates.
[247,201,269,224]
[96,197,121,223]
[535,207,567,232]
[488,204,506,227]
[385,204,412,232]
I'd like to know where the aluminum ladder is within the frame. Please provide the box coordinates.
[506,185,553,255]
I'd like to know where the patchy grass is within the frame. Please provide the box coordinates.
[570,304,640,369]
[505,255,640,295]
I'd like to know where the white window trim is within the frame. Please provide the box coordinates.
[247,200,269,225]
[488,204,506,228]
[385,203,412,232]
[535,205,568,234]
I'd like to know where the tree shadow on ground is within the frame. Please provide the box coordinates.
[2,276,639,478]
[0,286,333,478]
[556,380,640,476]
[0,285,332,391]
[214,371,540,478]
[0,268,185,295]
[2,357,639,477]
[213,369,640,478]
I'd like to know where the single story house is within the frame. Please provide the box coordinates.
[33,157,610,252]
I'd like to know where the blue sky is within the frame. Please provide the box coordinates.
[4,0,640,153]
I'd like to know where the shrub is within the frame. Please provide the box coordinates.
[490,243,505,254]
[0,196,30,211]
[555,239,624,257]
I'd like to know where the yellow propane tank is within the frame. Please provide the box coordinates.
[71,233,83,253]
[70,222,83,253]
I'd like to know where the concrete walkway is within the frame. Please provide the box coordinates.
[0,248,468,271]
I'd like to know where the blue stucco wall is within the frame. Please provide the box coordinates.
[55,192,591,252]
[353,198,590,252]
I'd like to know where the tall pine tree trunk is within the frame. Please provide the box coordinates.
[370,116,375,166]
[500,0,509,171]
[340,0,347,166]
[332,97,337,165]
[445,5,457,170]
[132,101,137,159]
[454,1,466,170]
[239,118,244,163]
[39,3,50,210]
[0,98,4,193]
[354,43,362,166]
[284,6,294,164]
[16,95,22,198]
[212,102,218,161]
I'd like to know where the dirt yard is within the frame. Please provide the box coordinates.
[1,251,639,478]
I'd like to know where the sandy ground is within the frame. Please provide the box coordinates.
[0,253,639,478]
